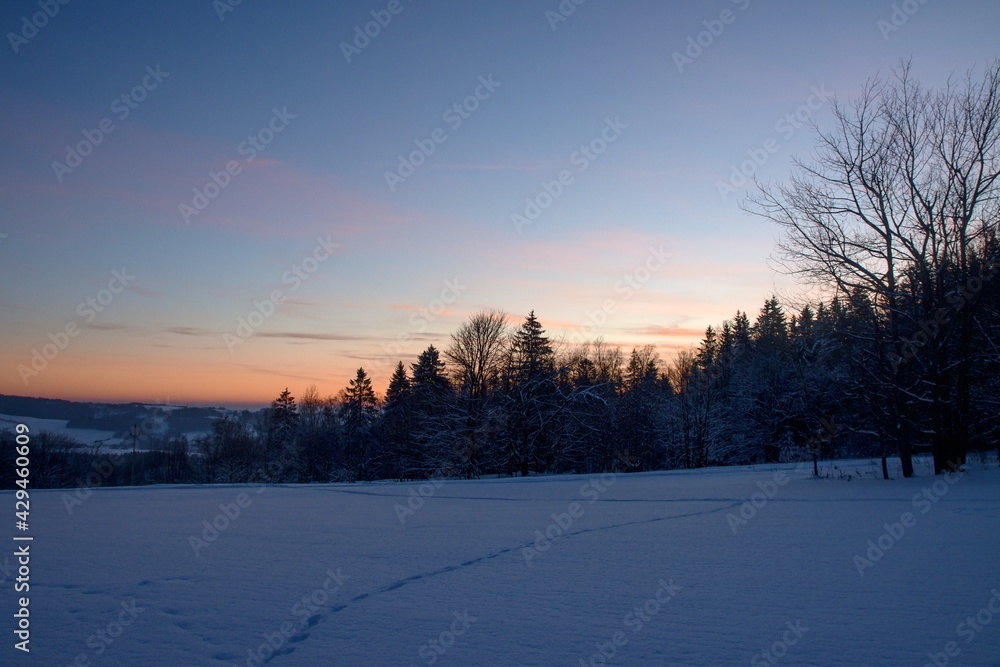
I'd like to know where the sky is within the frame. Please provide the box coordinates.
[1,0,998,408]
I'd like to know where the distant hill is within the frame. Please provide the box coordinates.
[0,394,239,448]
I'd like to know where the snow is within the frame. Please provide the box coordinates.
[2,456,1000,666]
[0,410,212,451]
[0,414,118,448]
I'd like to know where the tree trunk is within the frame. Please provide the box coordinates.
[953,306,974,468]
[893,390,914,477]
[930,364,952,475]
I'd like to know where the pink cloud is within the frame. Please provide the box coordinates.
[1,94,417,240]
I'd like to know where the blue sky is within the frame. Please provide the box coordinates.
[2,0,998,405]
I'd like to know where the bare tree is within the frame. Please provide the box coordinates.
[446,310,510,401]
[445,310,510,477]
[745,61,1000,476]
[665,351,708,468]
[886,63,1000,471]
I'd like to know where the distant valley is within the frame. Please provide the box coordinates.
[0,394,237,450]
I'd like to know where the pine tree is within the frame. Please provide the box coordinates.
[732,310,751,351]
[268,387,299,454]
[752,296,789,346]
[624,346,659,390]
[382,362,415,480]
[748,297,793,462]
[620,347,664,470]
[409,346,458,477]
[340,368,377,480]
[793,305,815,338]
[697,325,718,370]
[343,368,377,423]
[511,310,554,382]
[411,345,450,394]
[505,312,559,476]
[386,362,411,406]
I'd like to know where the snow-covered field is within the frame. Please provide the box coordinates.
[3,457,1000,666]
[0,405,218,451]
[0,414,118,448]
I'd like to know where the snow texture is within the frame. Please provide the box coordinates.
[2,456,999,666]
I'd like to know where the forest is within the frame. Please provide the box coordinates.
[3,62,999,489]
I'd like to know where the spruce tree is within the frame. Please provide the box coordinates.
[411,345,450,394]
[268,387,299,454]
[386,362,411,406]
[511,310,554,383]
[343,368,377,423]
[506,312,558,475]
[409,346,457,477]
[382,362,414,480]
[340,368,377,480]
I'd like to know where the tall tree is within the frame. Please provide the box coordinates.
[340,368,378,480]
[411,345,451,394]
[380,362,415,480]
[620,346,665,470]
[446,310,509,401]
[745,61,1000,475]
[297,386,341,482]
[511,310,555,382]
[267,388,299,459]
[410,345,458,476]
[446,311,509,477]
[386,362,411,405]
[505,311,558,475]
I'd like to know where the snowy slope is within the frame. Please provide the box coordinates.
[0,413,118,448]
[0,397,229,450]
[2,457,999,666]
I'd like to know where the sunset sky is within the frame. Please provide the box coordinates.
[2,0,998,407]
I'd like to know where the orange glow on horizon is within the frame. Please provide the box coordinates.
[0,331,705,408]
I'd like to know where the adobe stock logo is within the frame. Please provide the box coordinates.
[7,0,72,54]
[545,0,589,31]
[339,0,413,63]
[877,0,930,40]
[672,0,751,73]
[213,0,244,21]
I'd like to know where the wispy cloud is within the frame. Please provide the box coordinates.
[163,326,214,336]
[624,324,704,338]
[254,331,368,342]
[85,322,140,332]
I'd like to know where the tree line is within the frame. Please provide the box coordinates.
[2,61,998,489]
[3,281,998,491]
